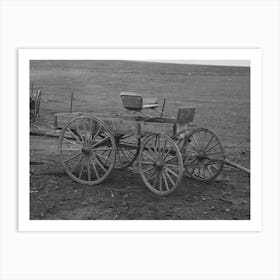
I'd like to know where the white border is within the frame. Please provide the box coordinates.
[18,49,261,231]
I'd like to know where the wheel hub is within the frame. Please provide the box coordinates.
[155,160,163,168]
[196,151,206,159]
[82,145,91,155]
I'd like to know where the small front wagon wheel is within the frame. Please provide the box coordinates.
[58,115,116,185]
[139,134,184,196]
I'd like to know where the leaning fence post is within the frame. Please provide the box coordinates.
[160,98,166,117]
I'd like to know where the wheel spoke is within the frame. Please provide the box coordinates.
[62,148,81,151]
[192,134,201,151]
[164,166,179,178]
[211,164,220,171]
[203,134,214,151]
[206,165,214,175]
[78,156,86,179]
[162,139,167,155]
[184,158,199,167]
[94,154,107,173]
[152,135,159,155]
[64,151,82,163]
[143,166,154,173]
[184,144,198,154]
[90,124,102,145]
[87,157,91,181]
[152,170,158,188]
[75,120,84,141]
[164,163,179,169]
[159,172,163,193]
[162,171,169,190]
[127,148,137,155]
[119,147,130,162]
[92,135,110,148]
[66,128,82,144]
[188,141,199,153]
[205,141,219,153]
[70,154,84,173]
[83,118,88,141]
[89,155,100,179]
[95,152,113,162]
[63,137,82,148]
[147,168,157,181]
[202,165,206,178]
[116,149,122,165]
[88,119,93,142]
[145,145,157,160]
[163,146,173,160]
[164,156,178,163]
[164,169,175,187]
[141,162,155,166]
[142,151,157,162]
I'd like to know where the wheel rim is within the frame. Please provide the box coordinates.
[58,115,116,185]
[178,128,225,181]
[114,134,140,169]
[139,134,183,196]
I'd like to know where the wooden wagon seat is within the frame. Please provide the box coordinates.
[120,92,159,110]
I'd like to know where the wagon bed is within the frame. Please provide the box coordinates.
[54,107,196,138]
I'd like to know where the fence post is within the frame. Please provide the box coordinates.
[70,91,74,113]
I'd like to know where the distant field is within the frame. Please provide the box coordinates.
[30,60,250,148]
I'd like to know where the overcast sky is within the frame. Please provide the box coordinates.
[149,60,250,67]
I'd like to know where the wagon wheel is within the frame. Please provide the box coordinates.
[178,128,225,181]
[34,90,41,117]
[139,134,183,196]
[58,115,116,185]
[114,134,140,169]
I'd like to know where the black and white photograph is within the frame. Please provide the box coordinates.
[28,57,251,221]
[2,1,280,280]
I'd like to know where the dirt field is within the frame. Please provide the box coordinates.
[30,60,250,220]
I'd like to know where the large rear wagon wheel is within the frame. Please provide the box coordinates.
[178,128,225,181]
[58,115,116,185]
[139,134,183,196]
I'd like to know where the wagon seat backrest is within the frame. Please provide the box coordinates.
[176,106,196,131]
[120,92,159,110]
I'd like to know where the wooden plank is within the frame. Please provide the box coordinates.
[54,112,82,129]
[54,112,176,137]
[103,118,140,135]
[222,159,250,174]
[140,121,175,137]
[54,113,140,135]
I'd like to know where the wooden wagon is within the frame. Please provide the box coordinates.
[54,92,225,196]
